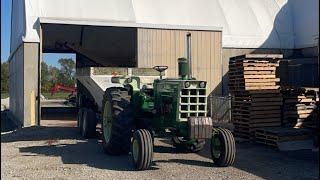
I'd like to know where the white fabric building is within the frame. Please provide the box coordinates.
[11,0,319,55]
[8,0,319,127]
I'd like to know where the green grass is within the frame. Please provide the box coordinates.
[42,92,71,99]
[1,93,9,99]
[1,92,71,99]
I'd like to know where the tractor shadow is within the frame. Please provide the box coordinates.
[2,124,215,171]
[2,125,161,171]
[154,159,214,168]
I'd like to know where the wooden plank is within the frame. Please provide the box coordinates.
[283,109,314,115]
[229,70,276,75]
[233,109,281,115]
[229,86,280,90]
[232,101,283,106]
[232,116,281,121]
[230,78,280,83]
[243,75,276,79]
[284,98,315,103]
[243,54,283,59]
[243,67,276,71]
[242,62,279,67]
[229,74,276,78]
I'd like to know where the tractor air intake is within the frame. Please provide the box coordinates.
[178,58,189,80]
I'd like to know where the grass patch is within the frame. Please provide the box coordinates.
[1,92,71,100]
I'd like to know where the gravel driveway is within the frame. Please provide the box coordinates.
[1,119,319,180]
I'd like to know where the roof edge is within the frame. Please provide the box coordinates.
[39,17,222,31]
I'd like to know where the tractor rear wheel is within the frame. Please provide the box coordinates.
[102,87,134,155]
[131,129,153,170]
[211,128,236,167]
[81,108,97,138]
[172,137,206,152]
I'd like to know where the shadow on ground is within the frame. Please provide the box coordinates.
[1,110,18,133]
[196,139,319,179]
[2,105,319,177]
[41,107,78,120]
[2,125,318,178]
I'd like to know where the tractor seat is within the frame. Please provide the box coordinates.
[153,66,168,73]
[142,84,153,89]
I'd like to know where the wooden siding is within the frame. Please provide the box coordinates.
[137,28,222,95]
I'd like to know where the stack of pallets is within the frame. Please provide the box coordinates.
[228,54,283,140]
[282,87,319,129]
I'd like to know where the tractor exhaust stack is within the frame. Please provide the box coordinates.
[186,33,192,79]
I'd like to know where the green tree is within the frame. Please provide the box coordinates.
[57,58,75,87]
[41,61,51,92]
[1,61,9,92]
[48,66,60,84]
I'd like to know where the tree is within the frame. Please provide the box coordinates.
[1,61,9,92]
[41,61,51,92]
[57,58,75,87]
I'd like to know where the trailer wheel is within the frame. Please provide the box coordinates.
[77,93,85,108]
[77,108,84,134]
[172,137,205,152]
[131,129,153,170]
[211,128,236,167]
[102,87,134,155]
[81,108,97,138]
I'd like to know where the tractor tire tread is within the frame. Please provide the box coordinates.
[212,128,236,167]
[102,87,134,155]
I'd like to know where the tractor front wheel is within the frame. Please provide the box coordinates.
[131,129,153,170]
[211,128,236,167]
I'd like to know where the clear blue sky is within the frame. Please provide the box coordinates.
[1,0,75,67]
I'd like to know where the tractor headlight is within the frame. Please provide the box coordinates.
[199,81,206,88]
[184,81,191,88]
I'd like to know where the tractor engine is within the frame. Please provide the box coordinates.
[150,58,212,138]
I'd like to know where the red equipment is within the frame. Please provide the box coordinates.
[50,83,77,96]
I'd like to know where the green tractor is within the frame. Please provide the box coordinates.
[78,34,236,170]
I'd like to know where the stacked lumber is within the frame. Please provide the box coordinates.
[282,87,319,129]
[255,127,313,149]
[228,54,283,140]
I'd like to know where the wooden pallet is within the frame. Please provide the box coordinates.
[281,87,319,129]
[255,127,313,147]
[228,54,280,92]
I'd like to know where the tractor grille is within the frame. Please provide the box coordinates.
[179,88,207,121]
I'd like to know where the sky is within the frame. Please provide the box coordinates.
[1,0,75,67]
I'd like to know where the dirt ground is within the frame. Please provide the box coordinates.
[1,109,319,180]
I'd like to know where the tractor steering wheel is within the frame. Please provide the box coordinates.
[153,66,168,73]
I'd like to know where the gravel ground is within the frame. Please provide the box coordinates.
[1,119,319,180]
